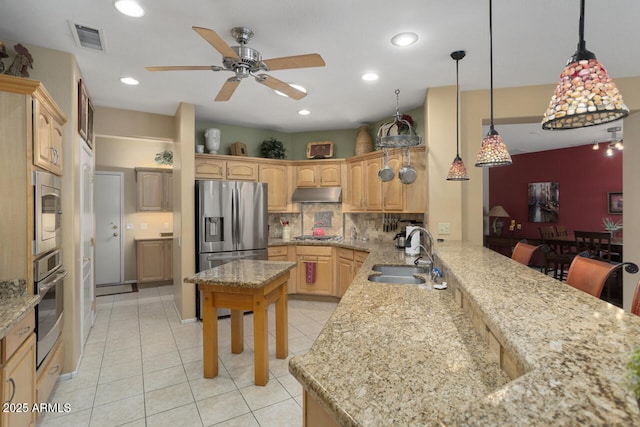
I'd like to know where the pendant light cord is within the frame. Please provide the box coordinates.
[489,0,495,132]
[578,0,586,51]
[455,57,460,157]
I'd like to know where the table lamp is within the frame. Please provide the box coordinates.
[488,206,510,236]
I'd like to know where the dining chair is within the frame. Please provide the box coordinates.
[566,256,638,299]
[574,230,620,262]
[512,241,549,271]
[632,280,640,316]
[555,225,569,237]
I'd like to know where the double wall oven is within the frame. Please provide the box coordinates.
[33,171,65,368]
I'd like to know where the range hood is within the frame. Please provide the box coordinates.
[292,187,342,203]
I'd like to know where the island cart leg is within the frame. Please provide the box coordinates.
[275,277,289,359]
[201,290,218,378]
[253,296,269,386]
[230,309,244,354]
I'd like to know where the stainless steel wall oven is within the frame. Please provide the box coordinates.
[33,170,62,256]
[33,248,66,368]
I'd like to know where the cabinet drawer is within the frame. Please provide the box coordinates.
[2,311,35,364]
[268,246,288,257]
[296,245,332,257]
[36,339,63,405]
[336,248,353,260]
[354,251,369,263]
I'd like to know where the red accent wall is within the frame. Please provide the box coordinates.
[489,144,622,239]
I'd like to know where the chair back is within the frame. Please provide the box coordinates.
[512,241,548,267]
[632,280,640,316]
[565,256,618,297]
[538,226,556,240]
[574,230,612,261]
[555,226,569,237]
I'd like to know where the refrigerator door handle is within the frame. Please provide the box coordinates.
[232,186,239,249]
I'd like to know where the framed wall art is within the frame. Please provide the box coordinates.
[608,192,622,214]
[527,182,559,223]
[306,141,334,159]
[87,98,94,148]
[77,79,88,140]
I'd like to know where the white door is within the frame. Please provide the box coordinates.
[80,142,95,345]
[95,172,124,285]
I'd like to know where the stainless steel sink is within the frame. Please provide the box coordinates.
[371,265,429,275]
[367,274,426,285]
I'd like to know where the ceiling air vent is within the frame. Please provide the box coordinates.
[69,22,106,51]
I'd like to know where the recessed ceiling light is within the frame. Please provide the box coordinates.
[114,0,145,17]
[120,76,139,85]
[361,73,379,81]
[391,32,418,47]
[275,83,307,97]
[298,109,310,116]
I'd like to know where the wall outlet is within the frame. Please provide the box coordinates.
[140,223,148,230]
[438,223,451,235]
[163,222,169,229]
[126,224,133,230]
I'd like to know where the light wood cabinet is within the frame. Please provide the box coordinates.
[296,246,334,296]
[36,339,63,408]
[226,160,258,181]
[136,239,173,283]
[136,168,173,212]
[194,154,258,181]
[336,248,368,297]
[382,149,405,211]
[1,316,36,427]
[295,162,342,187]
[268,245,297,293]
[346,157,382,211]
[354,250,368,272]
[33,98,64,176]
[195,155,225,179]
[259,162,290,212]
[0,75,66,286]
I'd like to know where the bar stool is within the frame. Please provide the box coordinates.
[632,280,640,316]
[565,255,638,299]
[512,241,549,271]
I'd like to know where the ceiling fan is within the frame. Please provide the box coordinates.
[146,26,325,102]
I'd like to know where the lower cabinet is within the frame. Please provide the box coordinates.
[1,330,36,427]
[268,245,297,294]
[136,239,173,283]
[296,246,334,296]
[337,248,368,297]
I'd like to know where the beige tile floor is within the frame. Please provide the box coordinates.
[37,285,338,427]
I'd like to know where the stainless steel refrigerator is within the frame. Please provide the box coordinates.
[195,180,268,318]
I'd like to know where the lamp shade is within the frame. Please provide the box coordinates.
[475,129,512,167]
[488,205,510,217]
[447,156,469,181]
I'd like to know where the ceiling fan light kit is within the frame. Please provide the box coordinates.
[475,0,512,168]
[146,26,325,102]
[447,50,470,181]
[541,0,629,130]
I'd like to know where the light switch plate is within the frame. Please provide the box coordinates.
[140,223,148,230]
[438,223,451,235]
[126,224,133,230]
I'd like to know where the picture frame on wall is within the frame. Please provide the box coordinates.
[306,141,334,159]
[78,79,88,141]
[608,192,623,214]
[87,98,94,148]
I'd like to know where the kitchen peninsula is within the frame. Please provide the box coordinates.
[288,240,640,425]
[184,259,295,386]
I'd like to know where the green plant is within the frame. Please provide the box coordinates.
[602,217,623,232]
[260,137,286,159]
[626,346,640,400]
[155,150,173,165]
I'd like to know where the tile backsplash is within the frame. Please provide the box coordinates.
[269,206,424,242]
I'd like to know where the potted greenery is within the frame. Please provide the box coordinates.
[626,346,640,408]
[154,150,173,165]
[260,137,286,159]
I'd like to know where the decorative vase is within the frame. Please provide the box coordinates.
[355,125,373,156]
[204,128,221,154]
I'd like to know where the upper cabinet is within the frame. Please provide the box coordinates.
[33,98,64,176]
[295,161,342,187]
[194,154,257,181]
[136,168,173,212]
[259,161,291,212]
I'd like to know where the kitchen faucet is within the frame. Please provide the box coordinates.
[406,226,435,269]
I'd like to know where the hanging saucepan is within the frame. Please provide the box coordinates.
[378,148,395,182]
[398,148,417,184]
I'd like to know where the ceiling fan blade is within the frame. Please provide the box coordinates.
[192,26,239,59]
[215,78,241,102]
[145,66,214,71]
[257,74,306,100]
[263,54,325,71]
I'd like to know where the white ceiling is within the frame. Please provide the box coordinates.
[0,0,637,153]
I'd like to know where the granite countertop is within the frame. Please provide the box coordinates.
[269,238,373,252]
[288,240,640,426]
[184,259,295,288]
[0,279,40,340]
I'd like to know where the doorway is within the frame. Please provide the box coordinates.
[95,171,124,285]
[80,141,95,346]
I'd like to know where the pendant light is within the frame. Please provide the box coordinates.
[446,50,469,181]
[475,0,512,168]
[542,0,628,130]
